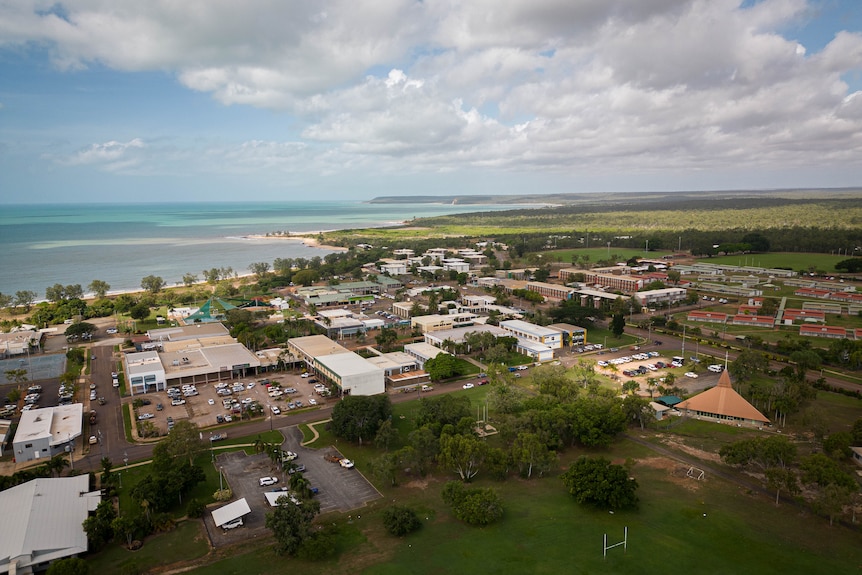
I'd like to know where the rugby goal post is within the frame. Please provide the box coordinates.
[603,526,627,558]
[687,466,705,480]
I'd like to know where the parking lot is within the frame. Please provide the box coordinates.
[207,426,381,547]
[130,371,332,436]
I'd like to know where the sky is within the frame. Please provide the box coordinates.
[1,0,861,204]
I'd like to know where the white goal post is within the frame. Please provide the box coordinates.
[687,466,705,480]
[603,526,628,558]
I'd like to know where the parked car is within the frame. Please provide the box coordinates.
[339,458,355,469]
[288,464,307,475]
[171,399,186,406]
[106,327,118,334]
[137,413,154,420]
[259,476,279,487]
[222,517,243,530]
[462,383,475,390]
[684,372,699,379]
[156,403,163,411]
[309,398,318,405]
[270,405,281,415]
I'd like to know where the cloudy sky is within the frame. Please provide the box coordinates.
[1,0,861,203]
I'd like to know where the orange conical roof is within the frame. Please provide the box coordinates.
[676,370,769,423]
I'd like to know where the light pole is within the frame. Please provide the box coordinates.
[219,467,224,492]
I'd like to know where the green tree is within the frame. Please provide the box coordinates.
[382,505,422,536]
[129,302,150,321]
[82,500,117,550]
[406,426,440,476]
[265,497,321,556]
[415,394,471,432]
[764,467,799,506]
[441,481,503,526]
[374,419,398,451]
[438,433,486,481]
[424,353,462,381]
[330,395,392,445]
[370,452,401,486]
[4,368,28,385]
[156,420,205,465]
[561,456,639,510]
[88,279,111,298]
[511,432,556,478]
[611,312,626,338]
[140,275,166,294]
[64,322,96,340]
[182,273,199,287]
[46,557,91,575]
[249,261,271,278]
[719,436,797,471]
[375,327,398,352]
[14,290,37,312]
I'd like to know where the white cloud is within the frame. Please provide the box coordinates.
[4,0,862,186]
[58,138,146,171]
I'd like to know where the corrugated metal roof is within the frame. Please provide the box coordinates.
[211,498,251,527]
[0,476,98,571]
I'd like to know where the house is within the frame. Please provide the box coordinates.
[0,476,101,574]
[687,311,728,324]
[799,325,848,339]
[675,371,770,428]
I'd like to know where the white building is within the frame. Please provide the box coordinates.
[315,352,385,396]
[0,476,101,574]
[633,287,687,308]
[499,320,563,349]
[403,343,450,368]
[126,351,166,395]
[12,404,83,463]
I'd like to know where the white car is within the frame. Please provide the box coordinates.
[137,413,154,420]
[339,458,355,469]
[222,517,243,530]
[301,373,310,378]
[208,398,215,405]
[259,476,279,487]
[309,398,318,405]
[270,405,281,415]
[684,372,699,379]
[246,382,255,389]
[89,435,98,445]
[462,383,475,390]
[597,360,608,367]
[171,398,186,406]
[106,328,118,334]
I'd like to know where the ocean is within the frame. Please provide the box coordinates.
[0,201,525,298]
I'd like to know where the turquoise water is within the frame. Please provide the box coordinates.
[0,201,524,297]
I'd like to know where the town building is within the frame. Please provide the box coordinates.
[287,335,385,395]
[499,320,562,349]
[675,370,770,428]
[411,313,477,334]
[633,287,687,308]
[403,342,450,368]
[0,475,101,574]
[799,325,848,339]
[12,404,83,464]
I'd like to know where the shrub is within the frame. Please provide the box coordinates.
[382,505,422,536]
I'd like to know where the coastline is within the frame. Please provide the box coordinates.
[241,231,350,252]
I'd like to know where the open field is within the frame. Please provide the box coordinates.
[178,432,862,575]
[705,252,848,273]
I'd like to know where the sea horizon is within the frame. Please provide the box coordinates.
[0,200,537,299]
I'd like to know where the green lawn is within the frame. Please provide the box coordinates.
[706,252,847,273]
[87,519,209,574]
[181,435,862,575]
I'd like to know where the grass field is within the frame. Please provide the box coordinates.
[179,433,862,575]
[705,252,847,273]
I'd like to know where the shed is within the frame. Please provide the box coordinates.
[211,498,251,528]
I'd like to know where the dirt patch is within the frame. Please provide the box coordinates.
[660,438,722,464]
[404,478,431,490]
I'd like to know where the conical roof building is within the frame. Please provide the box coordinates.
[676,370,770,427]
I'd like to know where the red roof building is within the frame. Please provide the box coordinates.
[782,308,826,324]
[687,311,727,324]
[799,325,848,339]
[731,314,775,328]
[676,370,770,427]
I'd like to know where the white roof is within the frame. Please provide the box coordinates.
[317,352,382,377]
[500,319,561,338]
[14,404,83,448]
[264,490,301,507]
[211,498,251,527]
[0,476,100,572]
